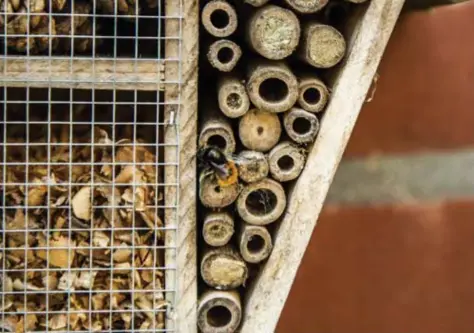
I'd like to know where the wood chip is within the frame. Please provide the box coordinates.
[71,186,92,221]
[49,314,67,330]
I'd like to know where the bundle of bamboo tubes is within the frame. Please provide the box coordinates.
[198,0,369,331]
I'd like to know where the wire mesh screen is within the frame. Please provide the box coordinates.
[0,0,183,331]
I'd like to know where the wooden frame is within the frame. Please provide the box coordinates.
[240,0,405,331]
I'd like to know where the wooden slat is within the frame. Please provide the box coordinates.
[0,58,165,90]
[164,0,198,332]
[240,0,406,332]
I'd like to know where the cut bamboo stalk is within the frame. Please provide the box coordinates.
[297,75,329,113]
[246,5,301,60]
[199,172,240,209]
[247,60,298,113]
[199,109,236,154]
[200,246,248,290]
[244,0,270,6]
[284,0,329,13]
[203,211,235,247]
[238,223,273,264]
[0,58,164,90]
[283,107,320,144]
[237,150,269,183]
[236,178,286,225]
[201,0,238,38]
[268,141,306,182]
[239,108,281,152]
[217,76,250,118]
[198,289,242,333]
[207,39,242,72]
[299,22,346,68]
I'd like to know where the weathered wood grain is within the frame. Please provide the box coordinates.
[240,0,405,332]
[0,58,165,90]
[164,0,198,331]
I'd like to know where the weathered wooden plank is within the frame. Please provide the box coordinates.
[240,0,405,332]
[0,58,165,90]
[164,0,198,332]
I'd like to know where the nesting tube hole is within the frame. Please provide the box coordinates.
[292,117,311,135]
[226,92,242,109]
[277,155,294,171]
[210,9,230,29]
[207,305,232,328]
[207,134,227,150]
[214,186,221,193]
[245,189,278,216]
[257,126,264,135]
[217,47,234,64]
[259,78,289,103]
[247,235,265,254]
[303,87,321,105]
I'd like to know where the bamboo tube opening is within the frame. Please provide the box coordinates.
[239,108,281,152]
[284,107,320,144]
[237,178,286,225]
[207,40,242,72]
[203,212,235,247]
[208,134,227,150]
[237,150,269,183]
[207,306,232,327]
[199,173,240,208]
[247,61,298,113]
[202,0,238,38]
[246,5,301,60]
[218,76,250,118]
[238,224,273,263]
[298,76,329,113]
[300,23,346,69]
[198,290,242,333]
[199,116,236,154]
[200,246,248,289]
[284,0,328,13]
[268,141,306,182]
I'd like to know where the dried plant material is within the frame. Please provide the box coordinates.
[72,186,91,221]
[42,273,59,290]
[75,271,97,289]
[37,236,76,268]
[27,183,47,206]
[49,314,67,330]
[12,278,44,291]
[113,245,132,263]
[92,231,110,248]
[0,316,18,332]
[58,272,77,290]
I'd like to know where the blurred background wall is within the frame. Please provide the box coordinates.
[277,1,474,332]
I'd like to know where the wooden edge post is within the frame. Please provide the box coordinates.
[164,0,198,331]
[240,1,405,331]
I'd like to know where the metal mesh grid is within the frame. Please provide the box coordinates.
[0,0,183,331]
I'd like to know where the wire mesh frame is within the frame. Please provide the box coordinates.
[0,0,184,331]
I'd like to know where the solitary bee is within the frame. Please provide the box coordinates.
[197,146,239,188]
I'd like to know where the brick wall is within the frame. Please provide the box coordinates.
[277,2,474,332]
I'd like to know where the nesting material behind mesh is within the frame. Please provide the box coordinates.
[0,87,177,332]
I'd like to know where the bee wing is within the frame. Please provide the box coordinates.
[210,161,230,178]
[227,153,260,166]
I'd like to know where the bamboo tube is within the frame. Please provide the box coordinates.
[199,172,240,208]
[237,150,269,183]
[198,289,242,333]
[246,5,301,60]
[200,246,248,290]
[201,0,238,38]
[217,76,250,118]
[247,60,298,113]
[244,0,270,6]
[207,39,242,72]
[203,211,235,247]
[239,108,281,152]
[238,223,273,264]
[199,109,236,154]
[268,141,306,182]
[299,23,346,69]
[284,107,320,144]
[284,0,328,13]
[236,178,286,225]
[297,75,329,113]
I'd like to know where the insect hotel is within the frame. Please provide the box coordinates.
[0,0,403,331]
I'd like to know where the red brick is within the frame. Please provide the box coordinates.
[277,200,474,333]
[345,1,474,157]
